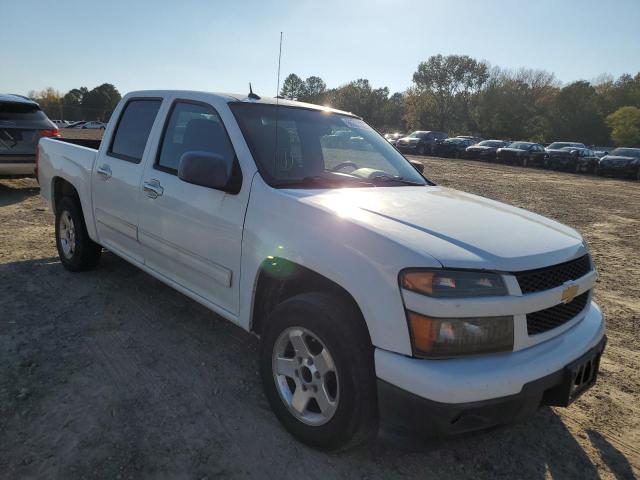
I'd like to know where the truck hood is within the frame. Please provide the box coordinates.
[284,186,585,271]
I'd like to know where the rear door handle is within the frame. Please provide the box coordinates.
[143,179,164,199]
[96,164,112,180]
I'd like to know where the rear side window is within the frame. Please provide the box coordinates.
[0,102,46,121]
[0,101,51,129]
[156,101,235,173]
[108,99,161,163]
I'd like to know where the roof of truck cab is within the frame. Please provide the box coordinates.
[125,90,358,118]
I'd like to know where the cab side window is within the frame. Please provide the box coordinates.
[108,99,162,163]
[157,101,235,174]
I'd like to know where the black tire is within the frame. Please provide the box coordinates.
[259,292,378,451]
[55,196,102,272]
[416,144,425,156]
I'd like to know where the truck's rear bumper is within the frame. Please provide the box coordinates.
[375,301,605,434]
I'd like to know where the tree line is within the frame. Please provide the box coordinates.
[280,55,640,147]
[28,84,122,122]
[27,55,640,146]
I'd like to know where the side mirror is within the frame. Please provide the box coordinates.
[178,151,229,190]
[409,159,424,173]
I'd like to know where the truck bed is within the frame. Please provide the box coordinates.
[53,136,101,150]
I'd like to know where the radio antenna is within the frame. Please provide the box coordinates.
[276,31,283,101]
[274,32,283,169]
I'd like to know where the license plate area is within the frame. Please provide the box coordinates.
[542,336,606,407]
[566,350,602,402]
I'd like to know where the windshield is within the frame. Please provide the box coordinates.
[230,103,428,188]
[610,148,640,158]
[407,131,425,138]
[548,142,584,149]
[477,140,505,147]
[508,142,533,150]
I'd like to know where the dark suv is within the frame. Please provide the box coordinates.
[0,94,59,177]
[395,130,448,155]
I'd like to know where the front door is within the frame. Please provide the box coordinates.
[92,98,163,263]
[137,100,248,316]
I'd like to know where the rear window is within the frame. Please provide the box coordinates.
[0,102,48,126]
[108,99,162,163]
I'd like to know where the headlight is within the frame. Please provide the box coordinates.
[407,312,514,357]
[400,269,507,298]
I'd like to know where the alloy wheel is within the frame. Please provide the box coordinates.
[272,326,339,426]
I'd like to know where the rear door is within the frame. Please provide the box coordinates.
[137,99,248,316]
[92,98,163,263]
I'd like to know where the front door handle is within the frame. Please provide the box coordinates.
[96,164,112,180]
[143,179,164,199]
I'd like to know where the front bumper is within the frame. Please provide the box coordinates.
[375,301,605,435]
[599,164,638,177]
[378,335,605,436]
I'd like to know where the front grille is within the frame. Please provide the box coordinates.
[515,255,591,294]
[526,292,590,335]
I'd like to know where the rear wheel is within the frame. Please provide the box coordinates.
[259,292,378,451]
[55,197,101,271]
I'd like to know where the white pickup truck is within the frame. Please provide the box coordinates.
[38,90,606,450]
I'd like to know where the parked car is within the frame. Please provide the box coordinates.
[81,121,107,130]
[454,135,484,144]
[597,147,640,180]
[545,141,586,152]
[496,141,547,167]
[0,93,59,177]
[573,148,604,174]
[38,90,606,450]
[464,139,509,161]
[592,147,611,158]
[384,132,405,147]
[65,121,87,128]
[51,119,71,128]
[395,130,447,155]
[433,137,480,158]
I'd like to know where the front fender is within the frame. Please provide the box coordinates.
[238,176,441,355]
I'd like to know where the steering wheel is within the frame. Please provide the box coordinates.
[330,161,358,173]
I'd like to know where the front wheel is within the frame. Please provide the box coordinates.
[260,292,378,451]
[416,144,425,156]
[55,197,102,271]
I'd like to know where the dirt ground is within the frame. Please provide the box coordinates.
[0,154,638,479]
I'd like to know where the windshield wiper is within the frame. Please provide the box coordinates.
[370,175,425,186]
[273,175,374,188]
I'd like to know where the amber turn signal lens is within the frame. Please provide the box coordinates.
[408,311,437,353]
[401,271,434,295]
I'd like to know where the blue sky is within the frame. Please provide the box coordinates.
[1,0,639,97]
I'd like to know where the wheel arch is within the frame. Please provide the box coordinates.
[250,257,370,343]
[52,176,80,213]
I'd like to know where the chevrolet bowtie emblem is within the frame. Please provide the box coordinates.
[561,284,579,304]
